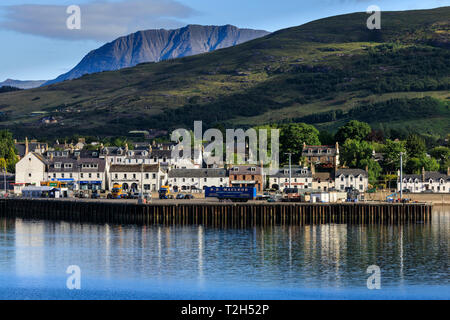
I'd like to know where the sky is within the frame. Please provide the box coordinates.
[0,0,448,81]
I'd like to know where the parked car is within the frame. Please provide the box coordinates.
[422,189,434,193]
[91,191,100,199]
[184,194,194,200]
[75,191,89,198]
[128,192,140,199]
[176,193,186,199]
[256,193,271,201]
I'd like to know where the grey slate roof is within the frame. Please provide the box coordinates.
[335,168,368,178]
[169,169,227,178]
[403,172,450,182]
[302,145,337,157]
[270,166,312,178]
[228,165,262,175]
[110,164,160,173]
[48,157,106,173]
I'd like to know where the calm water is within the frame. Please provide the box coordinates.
[0,206,448,300]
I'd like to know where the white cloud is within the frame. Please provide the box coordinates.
[0,0,197,42]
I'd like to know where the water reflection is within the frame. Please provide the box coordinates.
[0,206,448,298]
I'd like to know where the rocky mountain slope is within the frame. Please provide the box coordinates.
[44,25,269,85]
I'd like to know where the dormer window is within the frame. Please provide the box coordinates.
[54,163,61,168]
[142,151,148,156]
[440,179,444,184]
[62,151,68,157]
[327,149,331,154]
[250,167,256,172]
[429,179,433,184]
[283,169,289,174]
[232,167,239,172]
[64,163,72,168]
[128,151,133,157]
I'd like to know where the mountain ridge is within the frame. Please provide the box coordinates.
[0,79,46,90]
[44,24,270,85]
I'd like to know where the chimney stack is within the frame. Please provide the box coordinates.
[422,167,426,181]
[25,137,29,155]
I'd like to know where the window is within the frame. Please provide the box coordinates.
[359,185,363,190]
[145,173,149,179]
[64,163,72,168]
[97,173,100,178]
[152,173,156,179]
[341,176,344,182]
[54,163,61,168]
[70,173,73,178]
[80,173,84,178]
[204,178,207,182]
[360,176,363,181]
[133,174,136,179]
[88,173,92,178]
[61,173,65,178]
[250,167,256,172]
[28,173,32,177]
[124,174,127,179]
[115,174,118,179]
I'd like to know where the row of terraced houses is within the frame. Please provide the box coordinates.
[11,138,450,194]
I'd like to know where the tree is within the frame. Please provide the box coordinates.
[318,130,334,145]
[405,134,426,158]
[0,130,18,172]
[429,146,450,171]
[382,139,407,172]
[360,158,382,186]
[335,120,371,143]
[406,155,439,174]
[279,123,320,164]
[341,139,373,168]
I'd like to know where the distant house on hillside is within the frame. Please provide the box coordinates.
[302,142,340,169]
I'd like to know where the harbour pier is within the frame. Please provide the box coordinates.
[0,199,433,227]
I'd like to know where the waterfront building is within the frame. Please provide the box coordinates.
[268,166,312,191]
[228,165,264,192]
[109,164,165,192]
[14,152,48,193]
[398,168,450,193]
[47,157,107,191]
[334,168,368,192]
[302,142,340,169]
[312,171,335,191]
[168,168,228,192]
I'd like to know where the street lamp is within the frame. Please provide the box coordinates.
[399,152,405,200]
[284,153,292,189]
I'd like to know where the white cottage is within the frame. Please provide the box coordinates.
[334,168,368,192]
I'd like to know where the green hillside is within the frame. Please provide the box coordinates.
[0,7,449,138]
